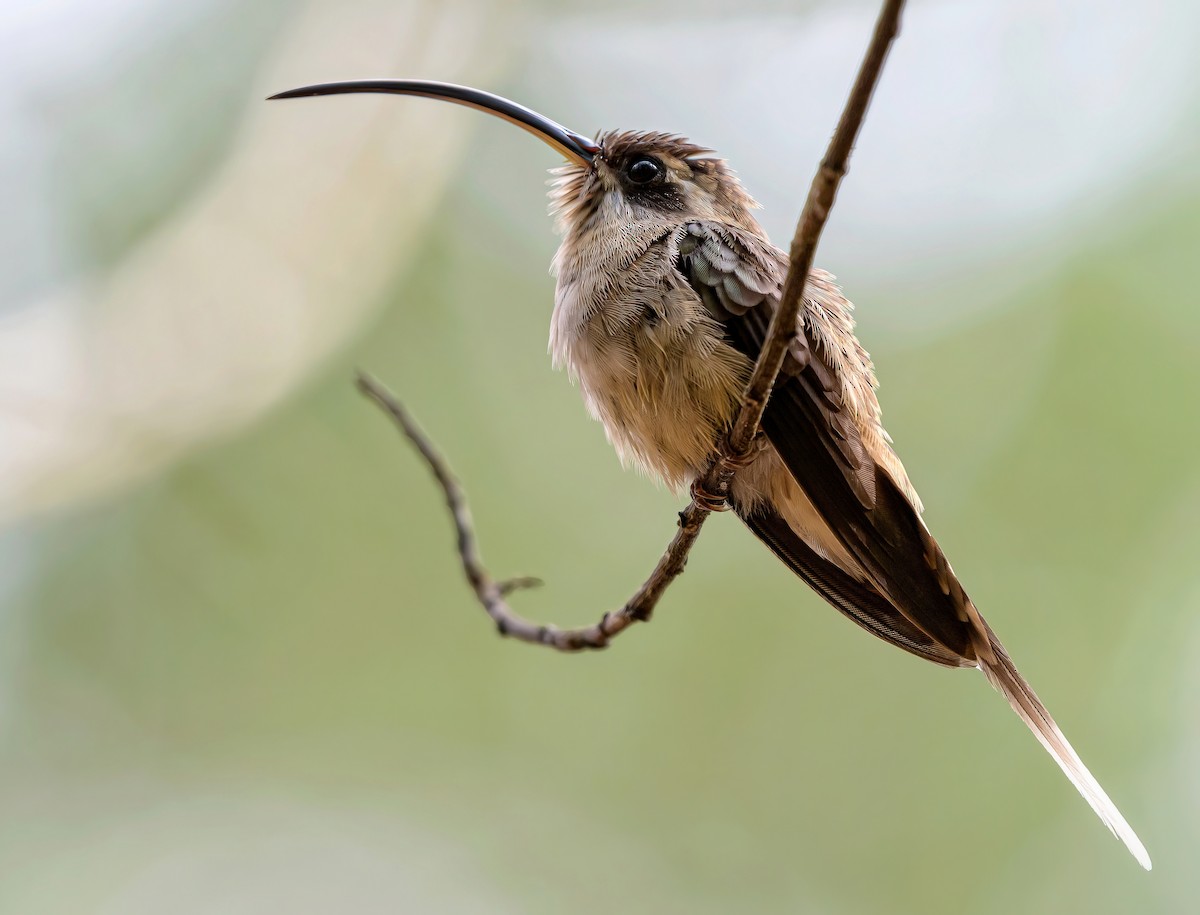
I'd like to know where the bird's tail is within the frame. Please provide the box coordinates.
[974,622,1151,870]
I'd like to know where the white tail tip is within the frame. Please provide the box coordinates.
[977,641,1151,870]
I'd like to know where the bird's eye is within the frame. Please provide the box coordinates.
[626,156,663,185]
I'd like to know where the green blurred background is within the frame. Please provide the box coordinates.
[1,0,1197,911]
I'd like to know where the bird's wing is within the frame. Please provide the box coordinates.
[674,221,1152,868]
[675,220,987,661]
[742,500,970,667]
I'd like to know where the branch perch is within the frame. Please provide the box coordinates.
[709,0,905,494]
[358,372,708,650]
[360,0,906,652]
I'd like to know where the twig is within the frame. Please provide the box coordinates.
[702,0,905,501]
[359,0,905,651]
[357,372,710,650]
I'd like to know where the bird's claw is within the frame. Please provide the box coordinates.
[690,479,730,512]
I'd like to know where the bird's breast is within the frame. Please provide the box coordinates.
[550,237,752,490]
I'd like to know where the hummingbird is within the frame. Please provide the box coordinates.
[269,80,1150,869]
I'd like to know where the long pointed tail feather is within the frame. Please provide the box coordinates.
[976,624,1151,870]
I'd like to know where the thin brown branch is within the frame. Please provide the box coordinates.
[357,372,710,651]
[359,0,905,651]
[704,0,905,500]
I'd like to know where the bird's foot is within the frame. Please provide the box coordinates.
[720,432,765,469]
[690,479,731,512]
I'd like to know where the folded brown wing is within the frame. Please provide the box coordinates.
[676,221,984,662]
[741,501,971,667]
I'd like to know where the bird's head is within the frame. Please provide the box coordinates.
[548,129,760,239]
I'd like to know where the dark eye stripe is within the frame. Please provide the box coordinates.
[629,182,686,211]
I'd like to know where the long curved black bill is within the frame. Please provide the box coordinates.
[268,80,599,166]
